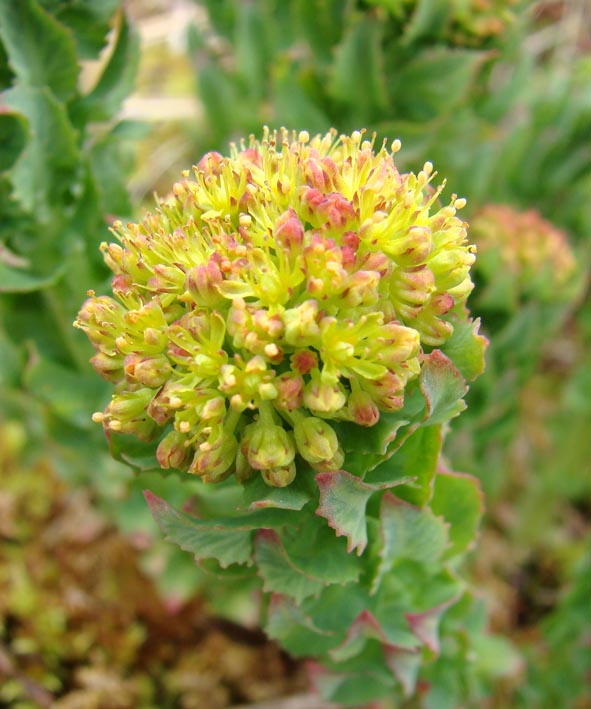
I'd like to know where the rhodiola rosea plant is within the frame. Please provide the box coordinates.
[75,128,498,705]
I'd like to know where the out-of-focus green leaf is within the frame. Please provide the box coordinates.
[0,0,78,100]
[330,17,387,121]
[0,112,28,171]
[241,470,313,511]
[402,0,450,43]
[430,471,483,558]
[440,313,488,382]
[4,86,79,216]
[0,261,64,293]
[266,594,337,656]
[389,48,488,121]
[72,14,139,124]
[24,353,108,428]
[372,493,448,592]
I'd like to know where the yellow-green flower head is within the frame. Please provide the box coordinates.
[470,204,577,305]
[75,128,475,487]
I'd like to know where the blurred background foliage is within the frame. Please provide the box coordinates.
[0,0,589,706]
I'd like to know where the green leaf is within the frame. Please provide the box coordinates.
[72,13,139,124]
[419,350,467,424]
[0,113,28,171]
[365,424,442,506]
[330,17,387,121]
[254,529,326,603]
[24,354,108,429]
[241,470,312,511]
[5,86,79,216]
[389,48,489,122]
[266,594,337,657]
[316,470,414,555]
[0,0,78,101]
[372,493,449,593]
[430,471,483,558]
[145,492,295,569]
[402,0,450,43]
[0,261,64,293]
[281,514,363,585]
[440,312,488,382]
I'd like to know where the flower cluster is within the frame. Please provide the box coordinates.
[75,129,475,486]
[470,204,576,304]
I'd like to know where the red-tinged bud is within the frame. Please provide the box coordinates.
[274,208,304,254]
[305,158,329,191]
[342,270,381,307]
[75,295,125,352]
[291,349,318,375]
[299,186,325,221]
[124,354,172,388]
[190,434,238,482]
[358,250,392,277]
[303,376,347,414]
[235,448,256,483]
[385,225,432,266]
[156,430,191,470]
[186,259,225,307]
[238,147,262,167]
[316,192,356,230]
[362,371,405,412]
[90,352,124,383]
[107,389,152,421]
[312,445,344,472]
[274,373,304,411]
[261,462,296,487]
[196,151,224,175]
[348,389,380,427]
[293,416,339,464]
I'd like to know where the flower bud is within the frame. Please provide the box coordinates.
[303,376,347,414]
[156,430,191,470]
[186,259,225,307]
[274,208,304,255]
[90,352,124,383]
[274,373,304,411]
[124,354,172,388]
[261,462,297,488]
[284,301,321,346]
[190,434,238,482]
[243,422,295,471]
[293,416,339,464]
[348,389,380,427]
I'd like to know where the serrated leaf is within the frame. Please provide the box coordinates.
[440,312,488,382]
[281,514,363,585]
[385,645,422,698]
[330,609,391,662]
[4,86,79,216]
[254,529,326,603]
[0,0,78,101]
[373,493,449,593]
[145,491,295,570]
[72,13,139,124]
[316,470,414,555]
[0,112,28,171]
[24,353,108,429]
[430,471,483,558]
[265,594,336,657]
[405,596,459,653]
[420,350,467,424]
[365,424,442,505]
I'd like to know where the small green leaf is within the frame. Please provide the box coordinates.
[254,529,326,603]
[365,424,442,505]
[145,491,294,569]
[405,596,459,653]
[0,0,78,101]
[430,471,483,558]
[420,350,467,424]
[440,311,488,382]
[316,470,414,555]
[373,493,449,593]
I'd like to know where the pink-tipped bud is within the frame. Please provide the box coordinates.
[90,352,124,383]
[243,423,295,471]
[342,270,381,307]
[274,373,304,411]
[196,151,224,176]
[124,354,172,388]
[186,259,224,307]
[348,389,380,427]
[274,208,304,254]
[190,434,238,482]
[303,377,347,414]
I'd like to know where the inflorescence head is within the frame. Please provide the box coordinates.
[75,128,475,486]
